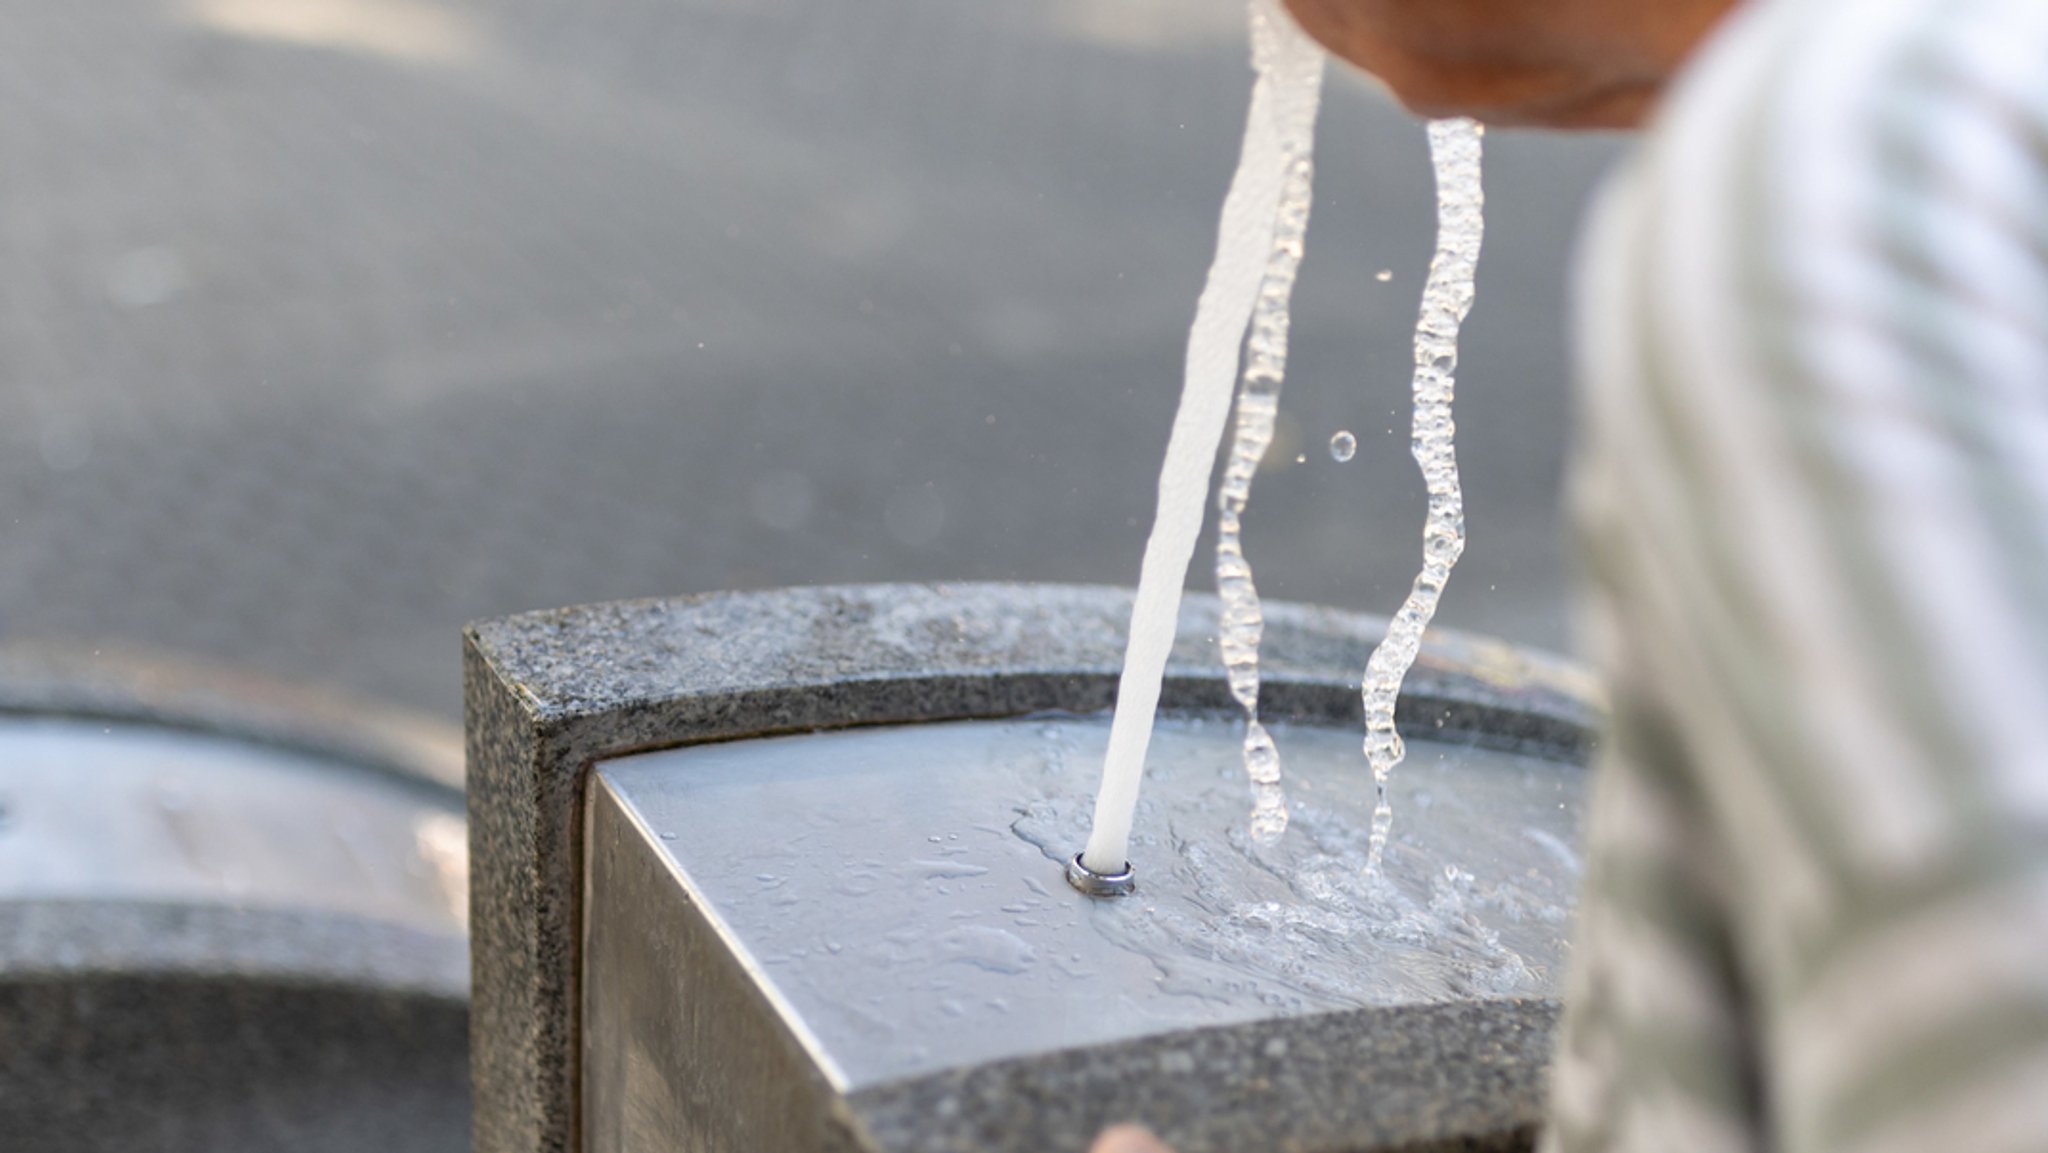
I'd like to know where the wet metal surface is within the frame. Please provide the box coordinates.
[584,712,1586,1109]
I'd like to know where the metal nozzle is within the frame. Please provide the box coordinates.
[1065,852,1136,898]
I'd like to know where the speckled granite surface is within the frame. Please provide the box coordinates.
[463,583,1600,1153]
[2,957,469,1153]
[848,1000,1558,1153]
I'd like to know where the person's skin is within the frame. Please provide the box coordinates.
[1089,1125,1175,1153]
[1281,0,1744,127]
[1083,5,1749,1151]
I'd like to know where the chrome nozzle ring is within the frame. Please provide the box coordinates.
[1065,852,1136,898]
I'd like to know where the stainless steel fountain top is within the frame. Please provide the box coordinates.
[585,713,1584,1104]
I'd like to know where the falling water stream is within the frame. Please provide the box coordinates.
[1213,48,1324,847]
[1079,0,1484,885]
[1363,119,1482,874]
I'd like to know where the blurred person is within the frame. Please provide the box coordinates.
[1097,0,2048,1150]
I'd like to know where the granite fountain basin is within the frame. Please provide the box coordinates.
[463,583,1600,1153]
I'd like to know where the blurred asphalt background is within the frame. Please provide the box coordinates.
[0,0,1627,721]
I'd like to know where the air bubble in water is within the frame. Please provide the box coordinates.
[1328,431,1357,462]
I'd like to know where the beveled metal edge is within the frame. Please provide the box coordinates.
[462,582,1601,1153]
[581,776,866,1153]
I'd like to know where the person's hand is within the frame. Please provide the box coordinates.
[1281,0,1743,127]
[1090,1124,1176,1153]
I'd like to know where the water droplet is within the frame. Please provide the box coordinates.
[909,859,991,880]
[1375,269,1393,283]
[935,926,1038,974]
[1328,431,1357,462]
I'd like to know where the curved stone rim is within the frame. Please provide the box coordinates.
[0,641,463,797]
[468,581,1601,759]
[0,644,470,1011]
[0,899,469,1002]
[1,902,470,1153]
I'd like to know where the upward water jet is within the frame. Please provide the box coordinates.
[1074,2,1485,894]
[1363,119,1482,876]
[1073,0,1322,885]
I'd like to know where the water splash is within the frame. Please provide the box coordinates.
[1214,82,1323,845]
[1079,0,1323,875]
[1363,119,1484,875]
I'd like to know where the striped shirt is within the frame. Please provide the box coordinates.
[1542,1,2048,1152]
